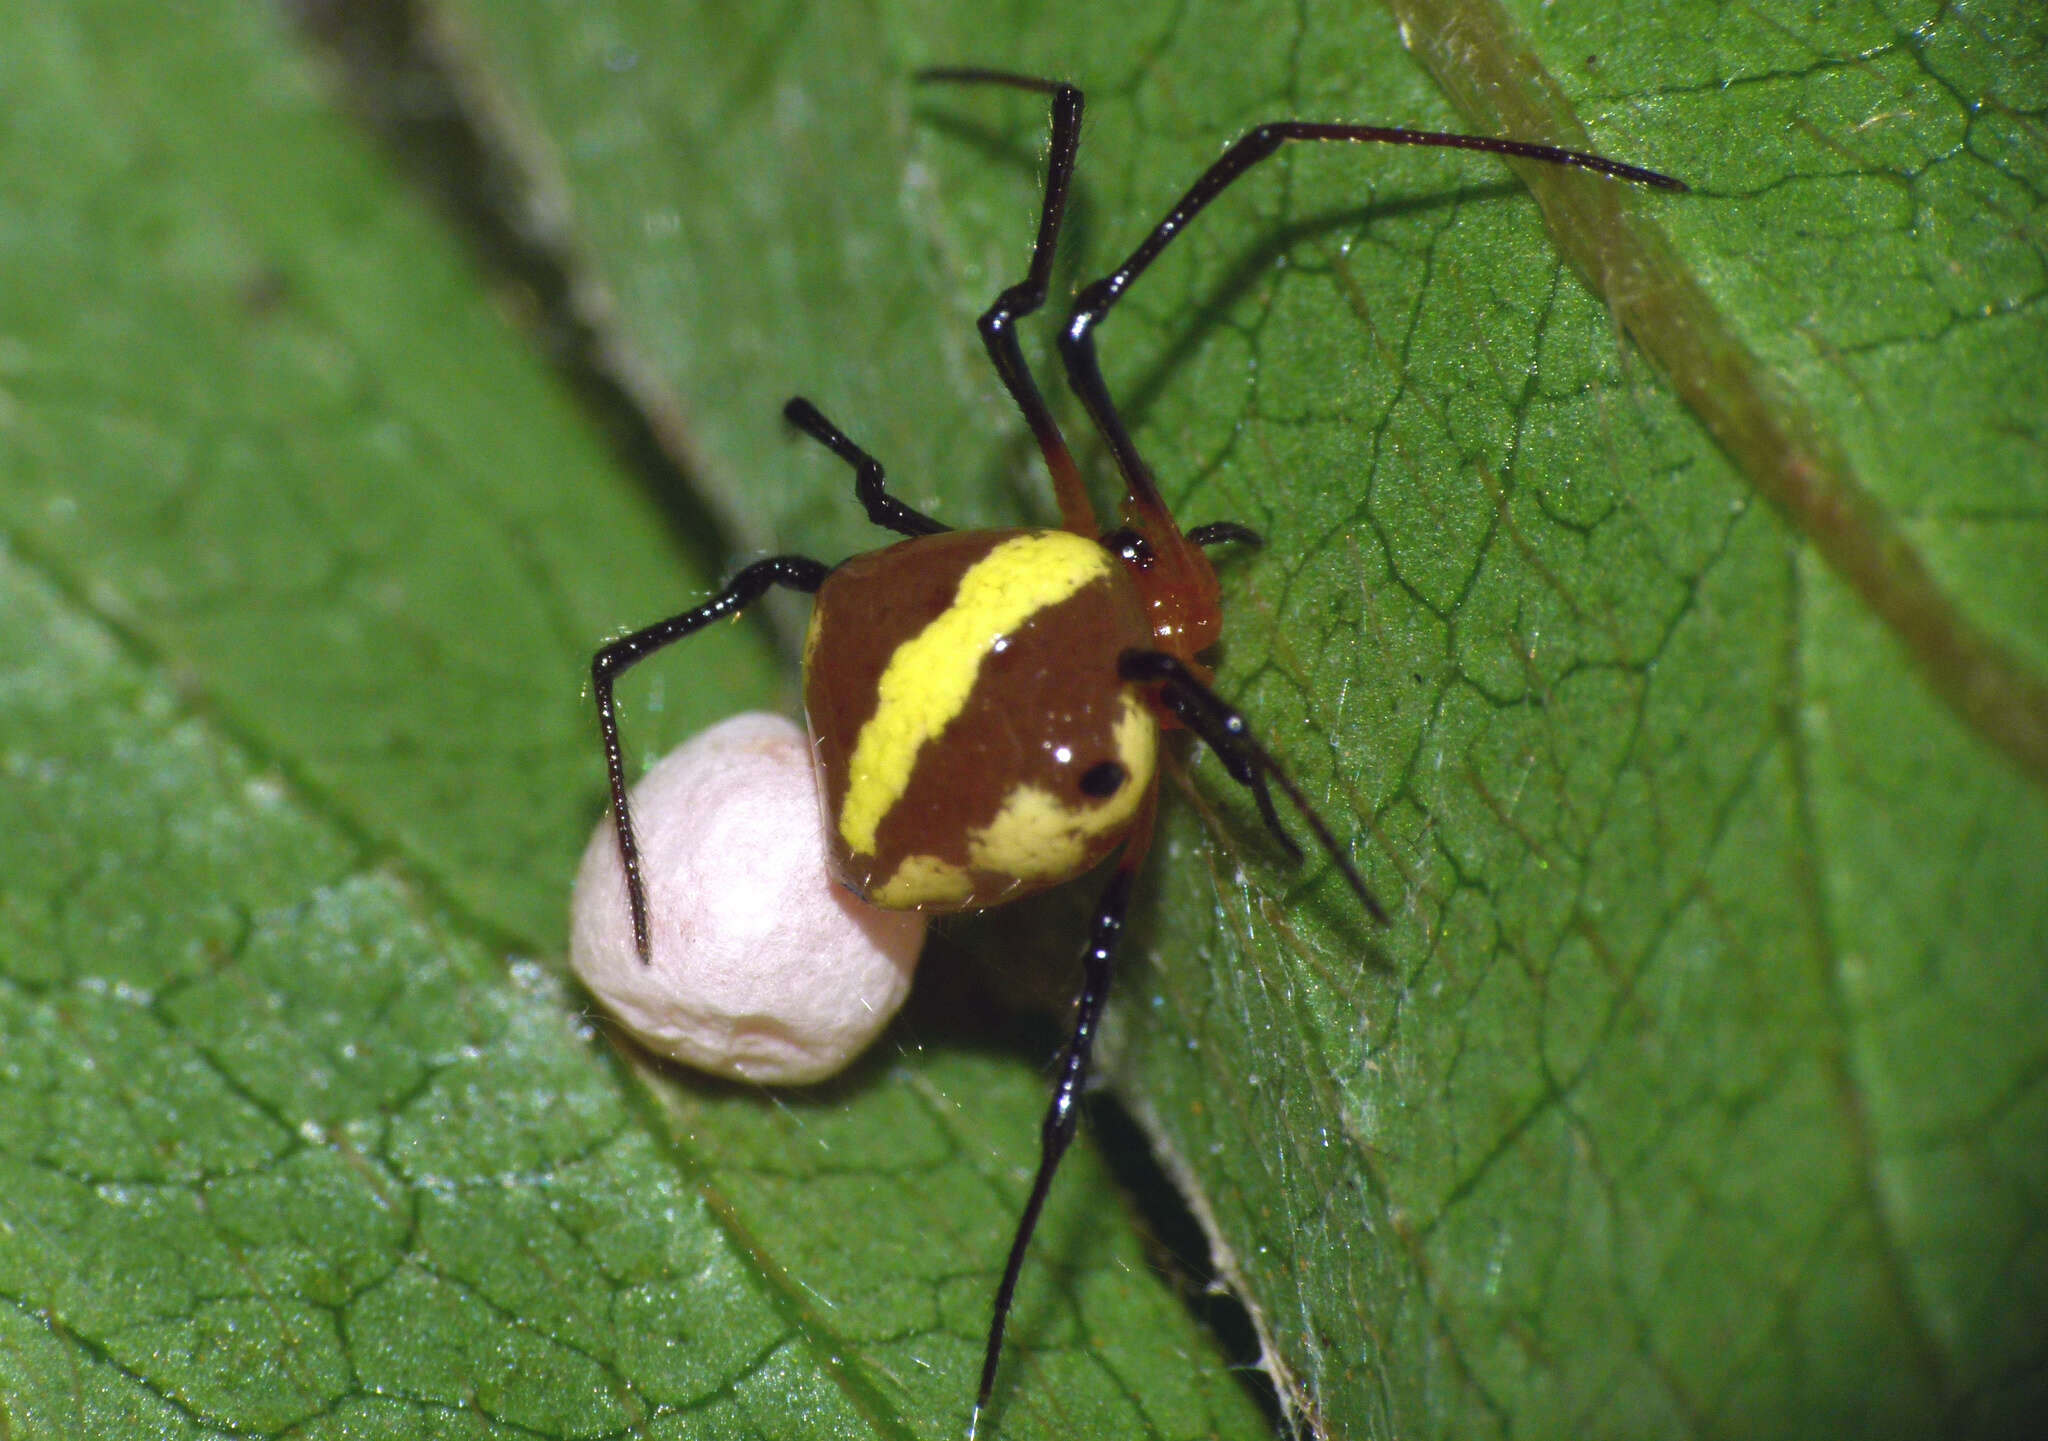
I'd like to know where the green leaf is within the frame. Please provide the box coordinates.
[4,3,2043,1441]
[0,4,1256,1438]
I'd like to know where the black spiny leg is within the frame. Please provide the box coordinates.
[1058,121,1684,534]
[785,397,949,538]
[971,799,1153,1439]
[1187,521,1262,549]
[592,555,832,961]
[917,69,1097,535]
[1120,649,1390,925]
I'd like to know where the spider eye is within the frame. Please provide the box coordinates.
[1078,760,1127,798]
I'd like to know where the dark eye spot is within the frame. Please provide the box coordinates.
[1100,528,1154,569]
[1078,761,1126,798]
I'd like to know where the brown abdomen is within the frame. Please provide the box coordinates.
[803,528,1157,912]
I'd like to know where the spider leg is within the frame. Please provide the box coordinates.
[785,396,948,538]
[971,788,1155,1438]
[1187,520,1263,549]
[917,69,1096,535]
[1059,120,1682,537]
[1121,649,1389,924]
[592,555,832,961]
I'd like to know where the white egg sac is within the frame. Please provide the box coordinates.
[570,711,928,1084]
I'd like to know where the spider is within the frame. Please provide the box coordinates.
[589,68,1682,1436]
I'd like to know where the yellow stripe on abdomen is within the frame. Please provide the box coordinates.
[838,531,1110,856]
[965,692,1156,878]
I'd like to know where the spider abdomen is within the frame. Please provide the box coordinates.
[804,527,1157,910]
